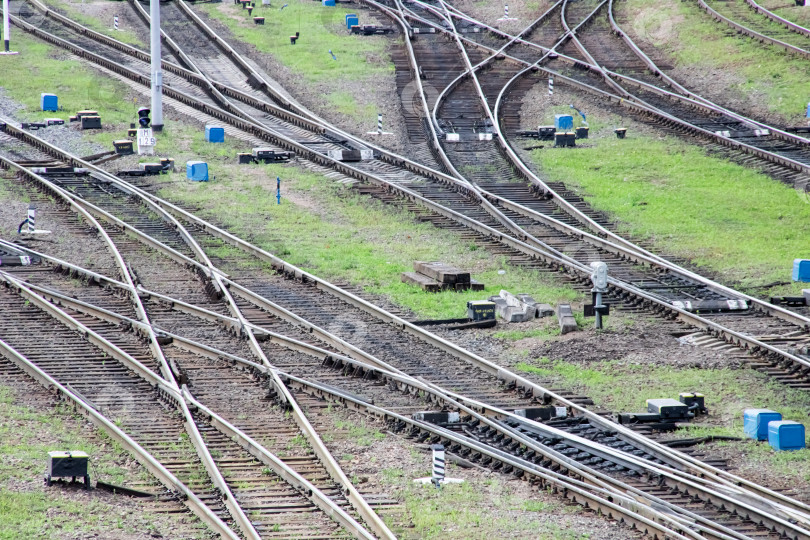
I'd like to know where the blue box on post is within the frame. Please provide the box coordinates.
[40,93,58,112]
[322,0,335,6]
[793,259,810,282]
[205,125,225,143]
[346,14,358,29]
[186,161,209,182]
[768,421,805,451]
[554,114,573,131]
[743,409,782,440]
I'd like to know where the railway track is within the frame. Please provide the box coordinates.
[7,2,810,536]
[7,0,810,470]
[4,117,808,536]
[5,255,808,539]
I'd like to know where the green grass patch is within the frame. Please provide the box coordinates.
[39,0,144,47]
[622,0,810,121]
[493,325,560,342]
[515,358,810,476]
[758,0,810,27]
[195,0,392,84]
[530,108,810,295]
[384,474,587,539]
[0,33,140,125]
[156,154,578,319]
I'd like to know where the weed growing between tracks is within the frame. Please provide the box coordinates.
[149,142,578,320]
[622,0,810,123]
[530,109,810,297]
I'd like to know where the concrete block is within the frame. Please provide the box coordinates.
[556,304,577,334]
[803,290,810,305]
[536,304,555,318]
[498,290,534,322]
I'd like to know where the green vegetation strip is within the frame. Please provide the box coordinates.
[39,0,145,47]
[153,149,578,319]
[531,105,810,296]
[195,0,392,83]
[516,357,810,473]
[0,33,139,124]
[622,0,810,122]
[0,387,168,538]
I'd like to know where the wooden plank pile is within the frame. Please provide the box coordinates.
[401,261,484,292]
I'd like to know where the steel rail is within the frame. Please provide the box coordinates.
[696,0,810,58]
[7,8,810,520]
[744,0,810,37]
[1,132,396,538]
[14,0,810,343]
[0,270,711,538]
[0,337,239,539]
[184,390,381,540]
[0,272,255,536]
[10,256,807,537]
[1,253,704,537]
[0,267,385,540]
[397,2,810,331]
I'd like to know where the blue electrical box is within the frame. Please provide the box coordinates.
[205,125,225,143]
[768,420,805,451]
[322,0,335,6]
[186,161,209,182]
[40,93,58,112]
[346,14,359,29]
[554,114,573,131]
[743,409,782,440]
[793,259,810,282]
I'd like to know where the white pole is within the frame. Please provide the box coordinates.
[3,0,11,53]
[150,0,163,130]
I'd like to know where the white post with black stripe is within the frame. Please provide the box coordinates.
[367,113,392,135]
[497,4,517,21]
[413,444,464,488]
[1,0,19,55]
[19,204,51,235]
[548,76,553,96]
[114,15,119,30]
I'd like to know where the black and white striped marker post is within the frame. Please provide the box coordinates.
[431,444,445,487]
[548,76,553,96]
[498,4,517,21]
[18,204,52,235]
[114,15,119,30]
[413,443,464,488]
[27,204,35,233]
[367,113,392,135]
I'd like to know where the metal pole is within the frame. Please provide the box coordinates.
[3,0,11,53]
[150,0,163,131]
[595,291,603,330]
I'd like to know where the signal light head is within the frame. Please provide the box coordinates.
[137,107,151,128]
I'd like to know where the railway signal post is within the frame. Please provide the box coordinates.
[150,0,164,131]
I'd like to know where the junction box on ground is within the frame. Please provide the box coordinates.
[46,451,90,488]
[793,259,810,282]
[744,409,782,440]
[40,93,58,111]
[186,161,209,181]
[205,125,225,143]
[768,421,805,451]
[646,398,689,420]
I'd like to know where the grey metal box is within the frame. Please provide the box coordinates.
[646,398,688,419]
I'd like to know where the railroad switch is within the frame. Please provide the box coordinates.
[46,451,90,489]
